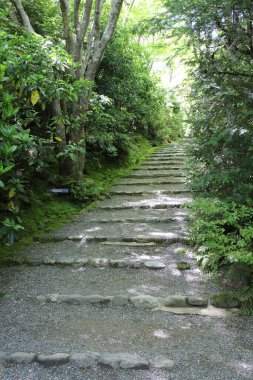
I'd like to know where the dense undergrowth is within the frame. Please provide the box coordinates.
[0,136,158,264]
[159,0,253,312]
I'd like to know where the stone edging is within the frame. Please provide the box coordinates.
[42,257,166,270]
[37,293,208,308]
[1,351,174,370]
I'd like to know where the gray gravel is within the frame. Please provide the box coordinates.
[0,141,253,380]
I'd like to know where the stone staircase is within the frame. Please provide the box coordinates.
[0,140,252,380]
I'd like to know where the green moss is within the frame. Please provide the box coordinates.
[210,293,239,309]
[177,261,191,270]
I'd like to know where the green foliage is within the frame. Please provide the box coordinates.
[0,30,88,243]
[86,29,183,160]
[188,198,253,271]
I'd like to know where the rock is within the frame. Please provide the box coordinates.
[119,354,149,369]
[128,260,143,269]
[68,235,83,241]
[160,296,187,307]
[76,258,89,265]
[109,259,128,268]
[112,295,129,306]
[90,258,109,267]
[57,294,86,304]
[43,258,56,265]
[57,258,74,265]
[47,294,59,302]
[99,353,121,369]
[70,352,98,368]
[83,295,113,304]
[6,352,36,364]
[144,261,165,270]
[187,297,208,307]
[0,352,6,361]
[152,356,175,370]
[37,353,70,366]
[99,353,149,370]
[177,261,190,270]
[131,295,159,309]
[210,293,239,309]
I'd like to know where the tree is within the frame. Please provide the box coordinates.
[9,0,124,178]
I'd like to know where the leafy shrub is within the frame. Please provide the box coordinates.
[188,198,253,272]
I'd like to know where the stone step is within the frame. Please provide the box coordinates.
[84,206,188,222]
[98,193,192,209]
[36,293,235,317]
[115,177,185,185]
[36,257,167,270]
[111,184,188,194]
[148,155,186,159]
[128,171,186,178]
[1,351,174,370]
[18,240,190,263]
[38,218,188,242]
[143,158,186,167]
[134,166,188,171]
[35,233,189,245]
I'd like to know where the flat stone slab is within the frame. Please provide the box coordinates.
[42,257,166,269]
[111,183,188,193]
[37,293,233,317]
[3,351,173,371]
[100,353,150,369]
[35,220,189,244]
[6,352,36,364]
[99,194,192,209]
[128,171,186,177]
[115,177,185,185]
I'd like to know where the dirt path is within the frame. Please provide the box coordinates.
[0,140,253,379]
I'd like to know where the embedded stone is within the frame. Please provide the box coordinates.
[160,296,187,307]
[128,260,142,269]
[57,258,74,265]
[6,352,36,364]
[109,259,128,268]
[66,235,83,241]
[119,354,150,369]
[187,297,208,307]
[90,258,109,267]
[57,294,86,304]
[112,295,129,306]
[83,295,113,304]
[99,353,149,370]
[152,356,175,370]
[144,261,165,270]
[99,353,121,369]
[37,353,70,365]
[131,295,159,309]
[75,258,89,267]
[70,352,98,368]
[43,258,56,265]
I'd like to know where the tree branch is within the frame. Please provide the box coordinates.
[74,0,81,32]
[75,0,93,62]
[10,0,34,33]
[85,0,123,80]
[59,0,74,54]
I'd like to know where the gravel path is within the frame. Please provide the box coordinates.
[0,140,253,380]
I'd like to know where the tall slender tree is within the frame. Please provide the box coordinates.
[9,0,124,178]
